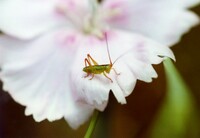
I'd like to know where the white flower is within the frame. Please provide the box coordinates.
[0,0,198,129]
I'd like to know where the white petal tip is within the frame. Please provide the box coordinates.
[121,100,127,104]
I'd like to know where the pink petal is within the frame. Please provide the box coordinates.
[0,0,69,39]
[0,29,93,129]
[70,30,174,108]
[130,0,200,8]
[104,0,200,46]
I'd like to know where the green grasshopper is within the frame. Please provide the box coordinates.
[82,33,120,83]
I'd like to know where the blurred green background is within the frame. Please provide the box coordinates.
[0,5,200,138]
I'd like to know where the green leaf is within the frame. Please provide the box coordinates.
[150,58,199,138]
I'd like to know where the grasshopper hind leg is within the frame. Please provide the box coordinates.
[85,58,91,67]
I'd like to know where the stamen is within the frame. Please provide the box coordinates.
[56,1,106,38]
[55,4,82,29]
[55,5,68,15]
[89,0,99,13]
[107,8,122,17]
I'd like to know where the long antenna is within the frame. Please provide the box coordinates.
[112,46,135,66]
[105,32,113,65]
[104,32,134,66]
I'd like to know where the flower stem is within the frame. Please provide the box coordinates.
[84,110,99,138]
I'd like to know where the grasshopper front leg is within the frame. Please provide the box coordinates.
[112,68,120,75]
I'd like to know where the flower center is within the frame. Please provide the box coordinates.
[82,0,104,38]
[56,0,121,38]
